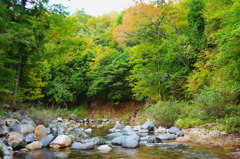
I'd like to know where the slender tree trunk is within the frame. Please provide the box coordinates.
[10,56,22,107]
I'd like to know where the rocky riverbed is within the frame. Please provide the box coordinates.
[0,110,240,159]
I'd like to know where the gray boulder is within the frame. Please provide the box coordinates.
[157,134,177,140]
[112,136,126,145]
[9,122,21,133]
[40,134,55,147]
[0,141,12,159]
[114,123,124,130]
[24,133,36,143]
[19,124,35,135]
[122,139,139,148]
[0,125,9,137]
[71,142,95,150]
[168,127,181,135]
[18,116,36,127]
[106,132,123,139]
[7,132,26,150]
[142,121,155,131]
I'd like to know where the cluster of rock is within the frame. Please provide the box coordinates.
[105,121,184,149]
[176,126,240,147]
[0,112,113,159]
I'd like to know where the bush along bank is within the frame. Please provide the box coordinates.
[135,100,240,148]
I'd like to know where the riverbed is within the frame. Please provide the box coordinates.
[14,127,236,159]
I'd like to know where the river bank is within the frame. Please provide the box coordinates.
[0,110,240,159]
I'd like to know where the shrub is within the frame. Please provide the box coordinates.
[140,101,181,127]
[193,87,238,120]
[175,118,203,129]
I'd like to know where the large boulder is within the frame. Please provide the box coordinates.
[9,122,21,133]
[122,135,140,148]
[49,120,68,137]
[24,133,36,143]
[168,127,181,135]
[97,145,112,152]
[49,135,72,149]
[19,124,35,135]
[26,141,42,151]
[112,136,127,145]
[34,125,48,141]
[157,134,177,140]
[0,125,9,137]
[142,121,155,131]
[40,134,55,147]
[71,142,95,150]
[0,141,12,159]
[122,139,139,148]
[105,132,123,139]
[114,123,124,130]
[18,115,36,127]
[7,132,26,149]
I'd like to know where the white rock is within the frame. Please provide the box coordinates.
[97,145,112,152]
[50,135,72,149]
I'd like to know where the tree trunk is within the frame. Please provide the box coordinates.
[10,57,22,107]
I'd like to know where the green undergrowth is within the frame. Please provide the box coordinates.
[25,105,89,124]
[136,88,240,133]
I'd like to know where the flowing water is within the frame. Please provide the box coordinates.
[14,127,237,159]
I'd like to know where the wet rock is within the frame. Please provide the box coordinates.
[0,141,13,159]
[7,132,26,150]
[84,128,92,134]
[26,141,42,151]
[122,139,139,148]
[5,119,18,127]
[0,125,9,137]
[57,117,63,122]
[112,136,127,145]
[142,121,155,131]
[106,132,123,139]
[50,135,72,149]
[0,118,4,126]
[40,134,55,147]
[71,142,95,150]
[19,124,35,135]
[24,133,36,143]
[168,127,181,135]
[49,121,67,137]
[157,134,177,140]
[34,125,48,141]
[18,116,36,127]
[227,152,240,159]
[114,123,124,130]
[176,131,184,137]
[127,134,140,142]
[97,145,112,152]
[9,122,21,133]
[147,136,162,143]
[133,125,142,131]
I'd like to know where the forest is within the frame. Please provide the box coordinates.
[0,0,239,132]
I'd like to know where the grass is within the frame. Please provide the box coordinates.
[25,105,89,125]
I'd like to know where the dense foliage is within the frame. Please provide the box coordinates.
[0,0,239,132]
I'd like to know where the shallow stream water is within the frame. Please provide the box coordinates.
[14,127,237,159]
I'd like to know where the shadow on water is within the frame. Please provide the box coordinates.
[14,127,235,159]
